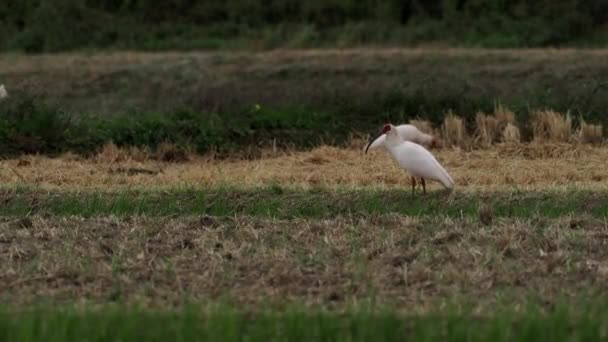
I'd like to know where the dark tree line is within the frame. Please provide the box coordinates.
[1,0,607,51]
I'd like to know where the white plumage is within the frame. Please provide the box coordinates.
[365,124,454,194]
[0,85,7,101]
[364,124,438,151]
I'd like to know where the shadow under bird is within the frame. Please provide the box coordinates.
[365,124,454,195]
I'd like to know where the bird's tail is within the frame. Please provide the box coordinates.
[437,165,455,189]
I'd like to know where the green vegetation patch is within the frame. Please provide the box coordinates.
[1,302,607,342]
[0,98,344,156]
[4,49,608,156]
[1,186,606,218]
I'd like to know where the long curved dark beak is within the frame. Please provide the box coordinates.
[364,132,382,154]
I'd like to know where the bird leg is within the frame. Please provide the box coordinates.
[420,177,426,194]
[411,177,417,196]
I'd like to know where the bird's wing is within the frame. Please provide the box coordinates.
[396,125,433,145]
[400,143,454,189]
[396,125,419,141]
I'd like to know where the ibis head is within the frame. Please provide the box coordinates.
[365,124,393,154]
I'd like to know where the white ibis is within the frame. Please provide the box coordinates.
[364,124,440,152]
[365,123,454,195]
[0,85,7,101]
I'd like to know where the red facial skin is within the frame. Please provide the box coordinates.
[430,137,442,149]
[382,124,392,134]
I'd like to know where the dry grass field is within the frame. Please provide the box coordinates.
[1,141,607,192]
[3,49,608,340]
[1,141,607,311]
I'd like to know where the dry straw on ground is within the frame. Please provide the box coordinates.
[1,142,607,191]
[95,142,192,164]
[413,106,599,148]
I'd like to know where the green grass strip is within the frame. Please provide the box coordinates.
[1,186,607,218]
[0,302,606,342]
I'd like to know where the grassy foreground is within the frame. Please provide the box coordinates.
[1,303,606,342]
[1,186,606,218]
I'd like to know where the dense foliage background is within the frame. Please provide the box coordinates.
[2,0,608,52]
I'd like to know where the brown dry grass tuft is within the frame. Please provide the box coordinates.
[577,119,603,144]
[475,112,500,147]
[155,142,191,162]
[531,110,573,143]
[475,104,519,146]
[95,143,149,163]
[478,203,494,225]
[441,111,468,148]
[502,123,521,144]
[494,104,516,132]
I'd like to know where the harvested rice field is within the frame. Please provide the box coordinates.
[2,143,608,309]
[3,49,608,341]
[2,142,608,191]
[2,145,608,340]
